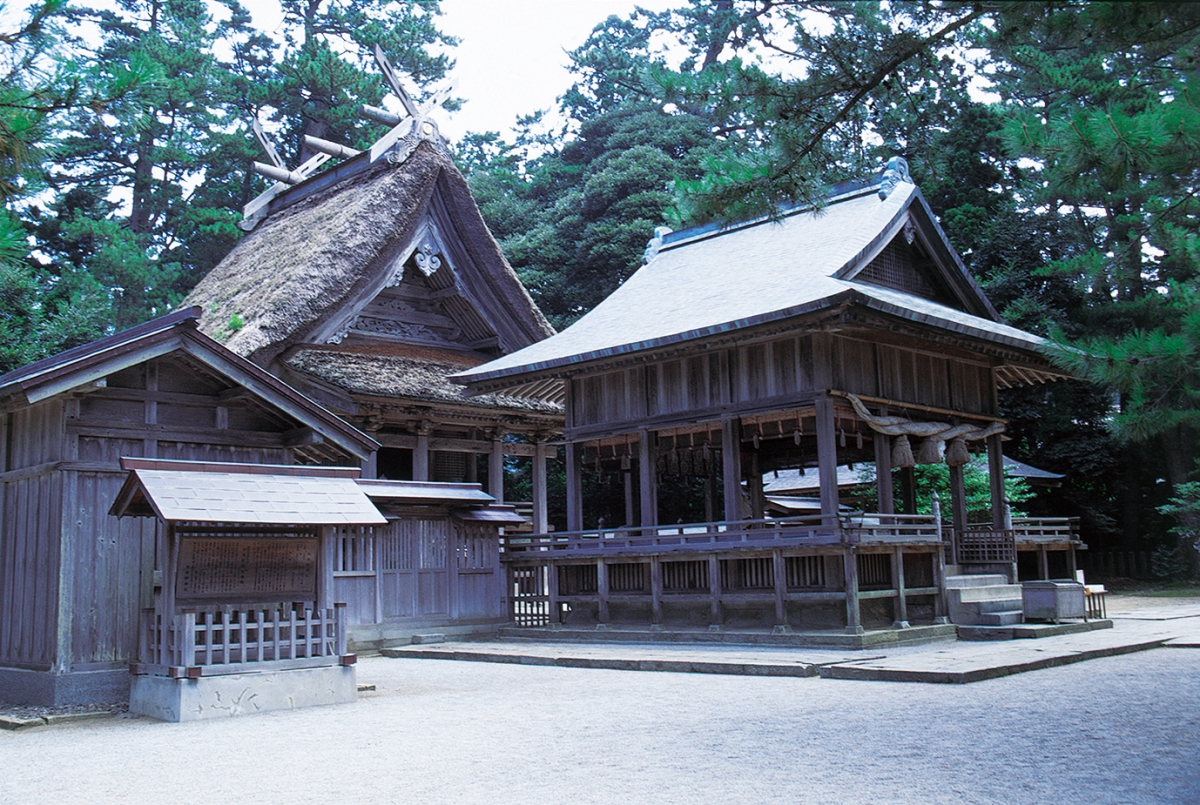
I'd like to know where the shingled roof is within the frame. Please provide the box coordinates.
[184,141,553,370]
[453,179,1067,397]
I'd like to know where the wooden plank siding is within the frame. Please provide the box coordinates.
[566,332,996,437]
[1,355,326,678]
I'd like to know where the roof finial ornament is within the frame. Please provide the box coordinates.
[878,156,911,200]
[364,45,457,167]
[643,225,673,264]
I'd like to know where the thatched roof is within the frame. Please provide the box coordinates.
[285,343,561,414]
[184,141,553,369]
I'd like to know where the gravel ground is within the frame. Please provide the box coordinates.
[2,647,1197,805]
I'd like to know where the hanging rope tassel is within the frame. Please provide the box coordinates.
[892,435,915,468]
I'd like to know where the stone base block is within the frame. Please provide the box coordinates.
[0,666,130,707]
[130,665,356,722]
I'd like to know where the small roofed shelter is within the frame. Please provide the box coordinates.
[0,309,377,707]
[454,158,1083,641]
[111,458,384,721]
[183,124,561,535]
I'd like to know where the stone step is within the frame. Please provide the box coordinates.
[978,610,1024,626]
[951,585,1023,604]
[945,574,1010,589]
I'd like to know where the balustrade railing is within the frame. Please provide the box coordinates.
[500,513,944,559]
[139,602,349,676]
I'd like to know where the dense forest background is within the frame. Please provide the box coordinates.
[2,0,1198,571]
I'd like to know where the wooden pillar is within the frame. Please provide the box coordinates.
[949,463,968,535]
[749,451,764,519]
[465,452,477,484]
[412,424,432,482]
[899,467,917,515]
[532,441,549,535]
[639,429,658,530]
[815,397,840,519]
[547,562,560,625]
[565,441,583,532]
[703,473,715,523]
[161,522,178,665]
[873,422,894,515]
[361,450,378,480]
[772,549,788,629]
[892,548,909,628]
[649,558,663,626]
[721,418,742,521]
[708,554,722,628]
[843,547,862,634]
[624,467,635,527]
[987,433,1006,530]
[1038,546,1050,580]
[488,432,504,503]
[933,543,948,623]
[597,560,609,625]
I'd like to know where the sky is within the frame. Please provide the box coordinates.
[240,0,678,141]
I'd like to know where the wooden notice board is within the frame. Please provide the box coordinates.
[176,536,319,603]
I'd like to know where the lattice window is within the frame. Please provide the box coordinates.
[456,524,494,569]
[433,451,467,482]
[856,238,941,301]
[381,525,411,571]
[609,563,648,593]
[419,528,447,569]
[662,560,708,592]
[721,557,774,590]
[785,555,826,589]
[857,553,893,590]
[558,564,598,595]
[333,525,375,574]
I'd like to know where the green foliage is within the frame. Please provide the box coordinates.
[850,461,1033,523]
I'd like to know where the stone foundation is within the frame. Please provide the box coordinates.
[129,665,357,722]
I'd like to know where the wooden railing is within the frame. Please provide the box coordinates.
[138,602,350,677]
[500,513,944,559]
[1010,517,1081,543]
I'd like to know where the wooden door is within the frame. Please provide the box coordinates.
[381,518,450,620]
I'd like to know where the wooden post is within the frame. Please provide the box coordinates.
[180,610,197,669]
[624,467,635,527]
[639,429,658,531]
[949,464,968,539]
[566,442,583,532]
[161,523,178,668]
[987,432,1005,530]
[933,543,949,623]
[892,549,909,628]
[334,602,348,657]
[596,560,609,625]
[489,432,504,503]
[772,550,788,630]
[815,397,840,519]
[900,467,917,515]
[547,561,561,626]
[414,422,431,482]
[749,451,764,520]
[532,441,549,535]
[873,418,894,515]
[465,452,478,484]
[844,547,862,634]
[721,418,742,521]
[708,554,722,628]
[1039,546,1050,580]
[649,557,663,627]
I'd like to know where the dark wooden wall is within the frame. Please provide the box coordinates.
[1,355,305,677]
[567,330,995,437]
